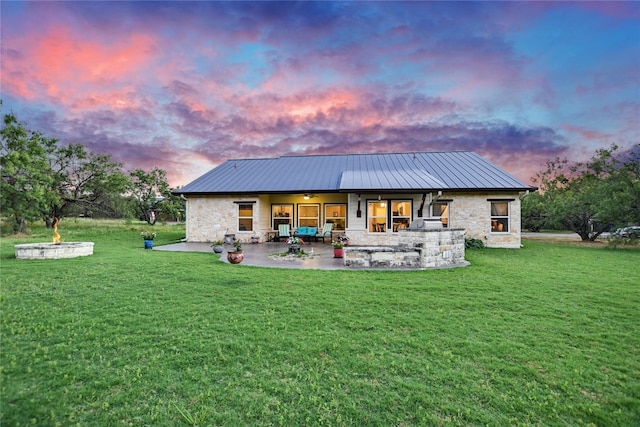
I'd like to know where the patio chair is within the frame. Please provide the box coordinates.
[316,223,334,242]
[278,224,291,241]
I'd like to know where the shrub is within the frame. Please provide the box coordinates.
[465,237,485,249]
[607,235,640,248]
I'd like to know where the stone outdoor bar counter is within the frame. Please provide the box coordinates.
[344,220,468,269]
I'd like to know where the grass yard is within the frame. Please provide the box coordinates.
[1,219,639,426]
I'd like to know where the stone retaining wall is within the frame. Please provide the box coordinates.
[15,242,94,260]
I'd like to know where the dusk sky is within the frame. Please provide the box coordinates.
[2,1,639,187]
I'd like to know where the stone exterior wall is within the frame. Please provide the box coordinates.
[447,192,522,248]
[344,228,467,269]
[185,190,523,248]
[185,194,349,243]
[344,192,522,248]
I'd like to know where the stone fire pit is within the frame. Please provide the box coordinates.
[15,242,94,260]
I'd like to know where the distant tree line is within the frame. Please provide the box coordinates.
[1,104,184,233]
[522,143,640,241]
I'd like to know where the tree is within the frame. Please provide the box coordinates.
[521,191,547,232]
[2,106,140,232]
[528,144,640,241]
[46,144,129,225]
[586,144,640,228]
[128,168,180,225]
[0,111,58,233]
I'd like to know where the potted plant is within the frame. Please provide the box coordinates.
[337,234,350,246]
[332,240,344,258]
[227,239,244,264]
[211,240,224,253]
[141,231,156,249]
[250,235,260,244]
[286,236,304,253]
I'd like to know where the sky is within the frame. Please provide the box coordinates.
[2,1,639,188]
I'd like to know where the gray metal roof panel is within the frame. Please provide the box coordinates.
[176,151,534,194]
[339,169,446,190]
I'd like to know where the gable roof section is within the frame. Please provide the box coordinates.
[175,151,534,194]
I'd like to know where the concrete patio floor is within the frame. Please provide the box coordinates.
[154,241,347,270]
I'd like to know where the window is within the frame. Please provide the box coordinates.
[238,203,253,232]
[433,202,449,228]
[324,204,347,231]
[490,201,509,232]
[297,204,319,227]
[368,200,387,232]
[391,200,411,231]
[272,204,293,230]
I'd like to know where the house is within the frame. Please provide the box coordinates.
[173,151,537,248]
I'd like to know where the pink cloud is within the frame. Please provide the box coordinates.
[3,26,159,109]
[561,124,612,141]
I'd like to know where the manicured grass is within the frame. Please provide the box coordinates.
[1,220,639,426]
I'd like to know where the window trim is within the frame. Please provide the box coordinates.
[489,200,511,233]
[432,200,451,228]
[367,199,388,233]
[324,203,347,231]
[297,203,320,228]
[271,203,294,231]
[237,202,254,232]
[366,198,413,233]
[391,200,412,232]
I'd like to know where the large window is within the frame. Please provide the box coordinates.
[238,203,253,232]
[298,204,319,228]
[368,199,413,233]
[368,200,387,232]
[432,202,449,228]
[272,204,293,230]
[391,200,411,231]
[490,201,509,232]
[324,204,347,231]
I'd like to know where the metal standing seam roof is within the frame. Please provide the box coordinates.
[175,151,535,194]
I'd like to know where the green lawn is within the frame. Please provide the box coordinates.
[1,220,639,426]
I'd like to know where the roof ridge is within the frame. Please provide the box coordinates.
[223,151,474,162]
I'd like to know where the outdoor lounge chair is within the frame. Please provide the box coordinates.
[316,223,334,242]
[278,224,291,241]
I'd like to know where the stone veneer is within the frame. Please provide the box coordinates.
[344,227,468,269]
[15,242,94,260]
[184,190,524,249]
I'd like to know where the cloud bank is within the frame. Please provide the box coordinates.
[2,1,638,186]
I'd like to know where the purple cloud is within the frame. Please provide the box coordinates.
[1,1,638,188]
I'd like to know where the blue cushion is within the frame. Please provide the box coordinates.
[308,227,317,235]
[297,226,309,235]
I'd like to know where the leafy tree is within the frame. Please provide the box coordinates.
[521,191,547,232]
[586,144,640,227]
[1,106,138,232]
[0,111,58,233]
[128,168,182,225]
[47,144,129,225]
[528,144,640,241]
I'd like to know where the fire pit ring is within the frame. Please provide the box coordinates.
[14,242,94,260]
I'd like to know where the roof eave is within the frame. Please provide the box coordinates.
[174,186,538,196]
